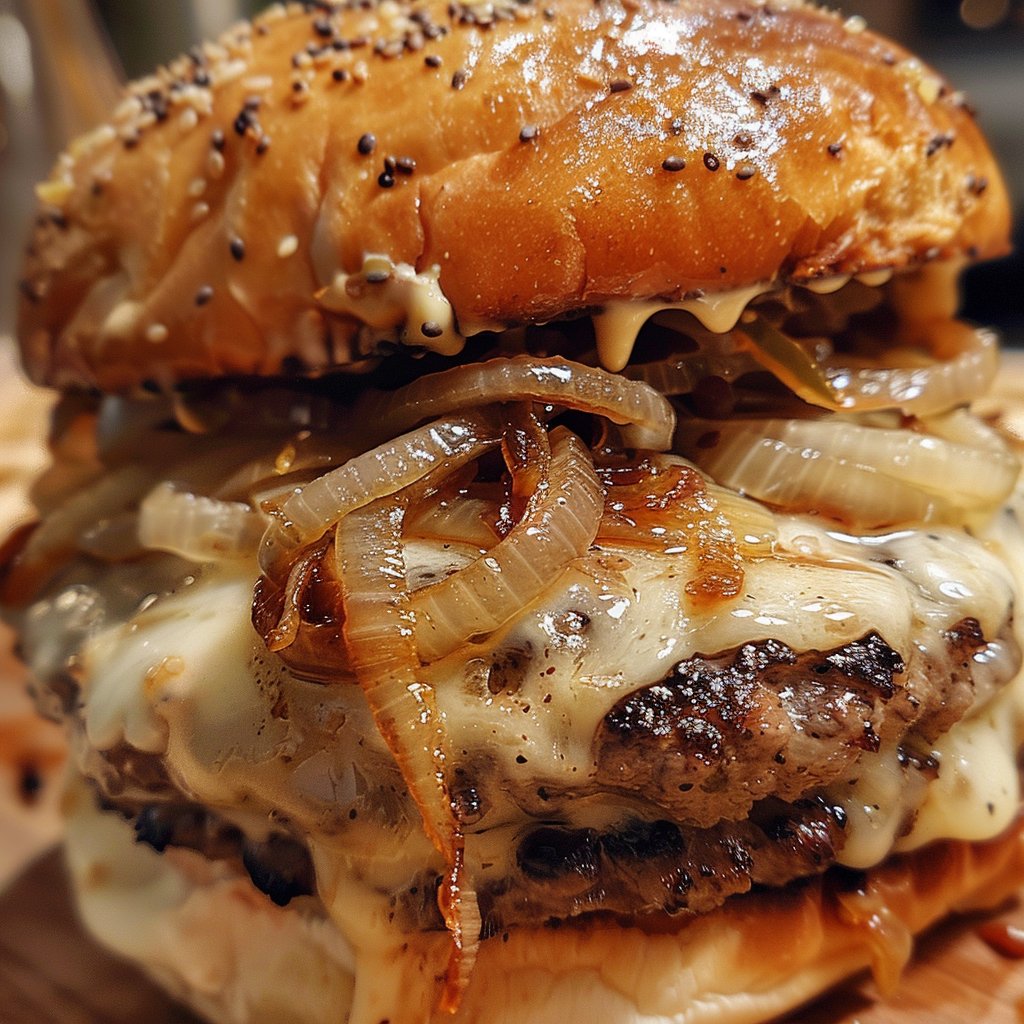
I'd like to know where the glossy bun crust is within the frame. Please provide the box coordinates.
[19,0,1010,392]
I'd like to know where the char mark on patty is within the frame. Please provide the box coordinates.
[476,795,847,935]
[593,622,1003,827]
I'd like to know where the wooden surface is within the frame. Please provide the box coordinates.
[2,844,1024,1023]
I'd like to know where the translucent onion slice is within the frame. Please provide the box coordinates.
[357,356,675,450]
[678,412,1019,529]
[411,427,603,662]
[259,410,504,574]
[335,496,456,859]
[138,482,265,563]
[738,318,998,416]
[336,497,480,1001]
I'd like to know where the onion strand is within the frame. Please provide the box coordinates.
[411,427,603,662]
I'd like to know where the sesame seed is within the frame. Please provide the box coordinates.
[451,68,468,90]
[519,123,539,142]
[668,117,683,135]
[332,68,349,82]
[421,320,444,338]
[146,323,169,343]
[187,177,207,198]
[366,269,391,283]
[395,156,416,175]
[211,129,226,150]
[827,141,843,158]
[735,164,756,180]
[357,132,376,155]
[384,155,397,173]
[425,53,442,67]
[207,150,225,179]
[277,234,299,258]
[256,135,271,155]
[661,155,686,172]
[609,79,632,93]
[703,153,720,171]
[733,131,753,149]
[195,285,214,306]
[230,237,246,261]
[378,172,395,188]
[313,16,333,37]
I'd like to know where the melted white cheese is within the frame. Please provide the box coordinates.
[593,282,771,372]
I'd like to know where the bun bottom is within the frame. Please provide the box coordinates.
[62,776,1024,1024]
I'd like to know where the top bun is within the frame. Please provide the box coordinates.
[18,0,1010,392]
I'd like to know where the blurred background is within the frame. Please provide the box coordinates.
[0,0,1021,343]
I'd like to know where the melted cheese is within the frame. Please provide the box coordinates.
[318,254,466,357]
[593,282,771,372]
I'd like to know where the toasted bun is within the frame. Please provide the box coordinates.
[65,776,1024,1024]
[19,0,1009,392]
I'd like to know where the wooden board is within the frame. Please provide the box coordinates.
[3,843,1024,1023]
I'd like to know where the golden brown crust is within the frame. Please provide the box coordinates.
[18,0,1010,392]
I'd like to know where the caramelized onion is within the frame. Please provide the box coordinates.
[139,482,264,562]
[678,412,1019,529]
[335,496,476,979]
[739,318,997,416]
[335,496,455,856]
[260,410,503,573]
[357,356,675,450]
[411,427,602,662]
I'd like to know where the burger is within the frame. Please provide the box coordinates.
[6,1,1023,1021]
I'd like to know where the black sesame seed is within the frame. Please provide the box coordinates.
[230,237,246,262]
[195,285,214,306]
[313,16,333,36]
[357,132,376,155]
[292,79,307,93]
[703,152,720,172]
[827,141,843,157]
[378,172,395,188]
[384,155,397,173]
[194,70,211,88]
[211,129,226,151]
[424,53,442,67]
[661,155,686,172]
[966,173,989,196]
[256,135,271,155]
[451,68,468,89]
[332,38,349,50]
[733,131,753,149]
[669,116,683,135]
[519,123,539,143]
[609,78,632,93]
[244,95,262,111]
[421,320,444,338]
[395,156,416,175]
[366,269,391,283]
[736,163,757,180]
[332,68,349,82]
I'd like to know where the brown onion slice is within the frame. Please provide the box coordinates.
[335,496,479,990]
[411,427,603,662]
[259,410,503,574]
[357,356,675,450]
[335,496,456,856]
